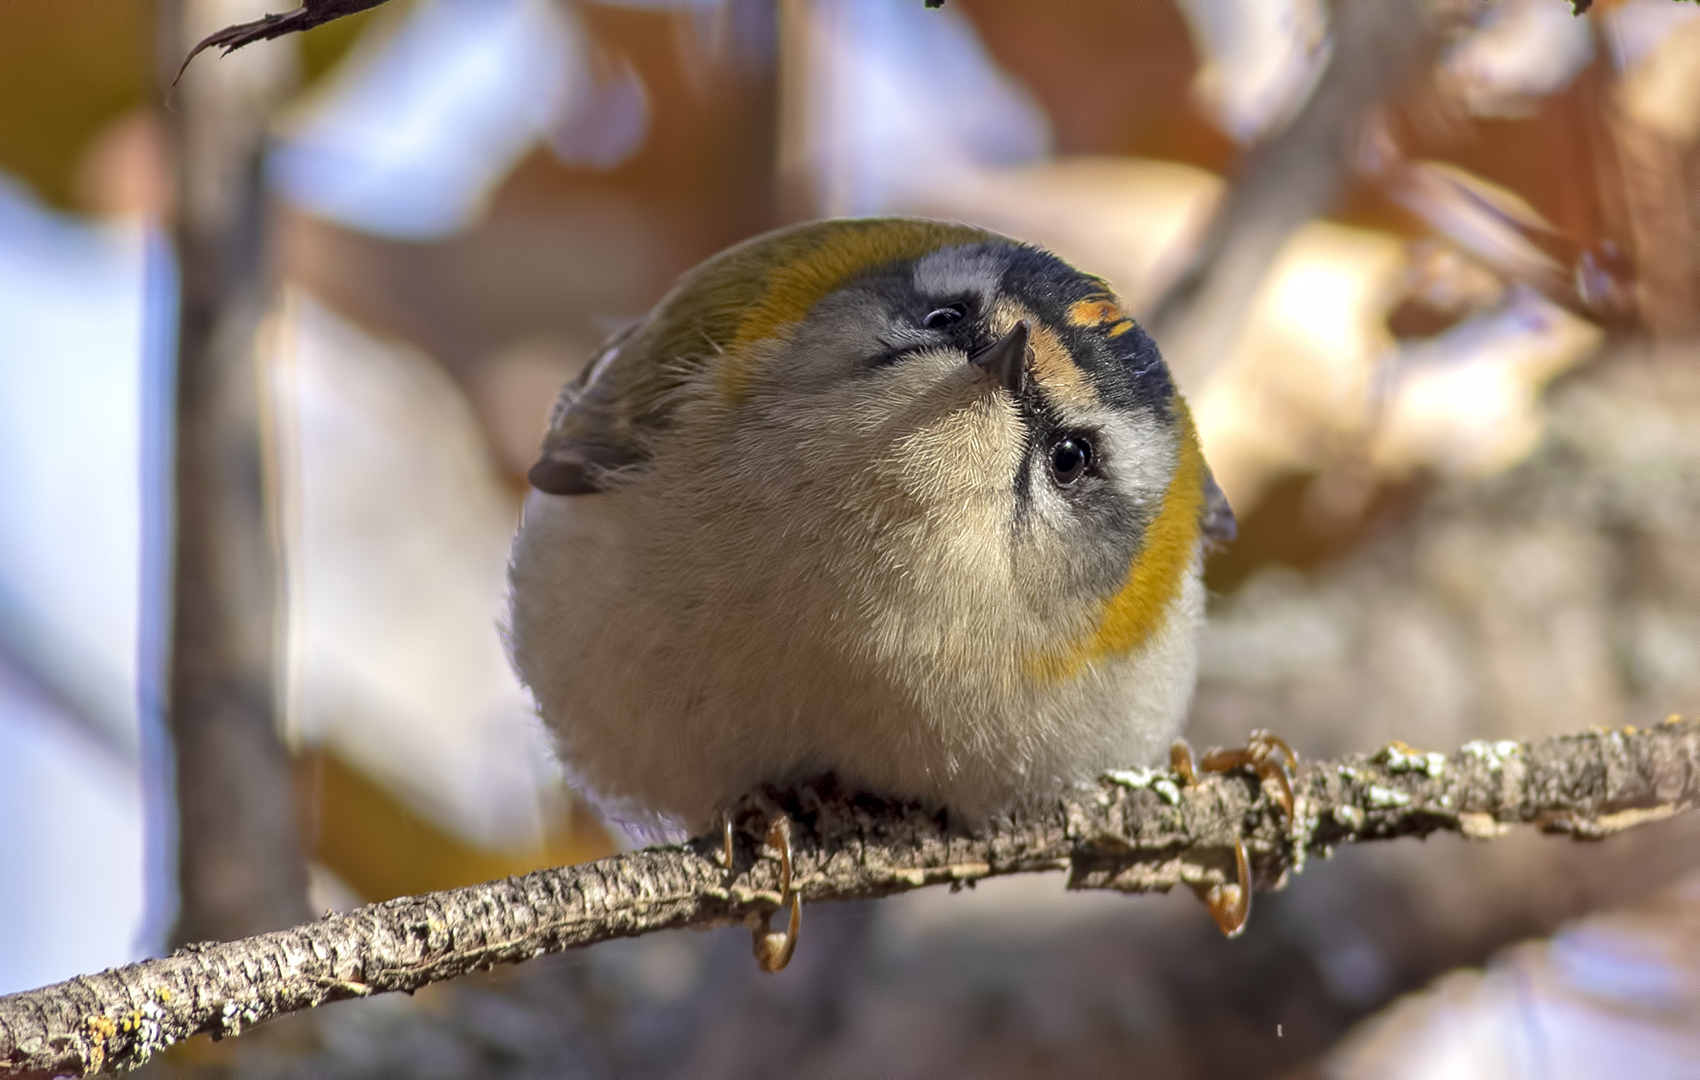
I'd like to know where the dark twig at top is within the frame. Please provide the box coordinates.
[177,0,389,80]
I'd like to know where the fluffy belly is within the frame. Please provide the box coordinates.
[509,492,1205,832]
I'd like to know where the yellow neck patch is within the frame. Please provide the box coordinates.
[1026,404,1206,682]
[718,219,989,401]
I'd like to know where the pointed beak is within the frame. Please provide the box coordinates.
[969,319,1031,397]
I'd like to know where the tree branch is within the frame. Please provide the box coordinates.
[160,0,313,955]
[4,719,1697,1078]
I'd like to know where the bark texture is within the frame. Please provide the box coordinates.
[3,719,1697,1079]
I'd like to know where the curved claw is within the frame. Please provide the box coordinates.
[1200,730,1299,822]
[752,816,801,973]
[1250,729,1297,820]
[1250,729,1297,772]
[1170,739,1199,786]
[1177,735,1286,937]
[1254,760,1295,821]
[1201,837,1251,938]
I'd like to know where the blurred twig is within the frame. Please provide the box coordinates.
[159,0,311,948]
[1145,0,1434,386]
[4,719,1698,1078]
[181,0,945,72]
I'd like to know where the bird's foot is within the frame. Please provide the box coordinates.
[750,815,801,973]
[1169,731,1300,938]
[1198,729,1298,821]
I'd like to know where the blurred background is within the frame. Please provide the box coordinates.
[1,0,1698,1075]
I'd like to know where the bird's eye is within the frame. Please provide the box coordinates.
[922,304,966,330]
[1049,435,1093,486]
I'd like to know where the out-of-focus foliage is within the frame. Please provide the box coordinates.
[1330,870,1700,1077]
[0,0,155,208]
[0,0,376,210]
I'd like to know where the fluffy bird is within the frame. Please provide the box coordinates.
[508,217,1234,835]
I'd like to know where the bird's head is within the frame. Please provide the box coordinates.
[530,218,1233,678]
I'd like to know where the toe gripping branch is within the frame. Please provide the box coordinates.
[725,814,802,973]
[1171,730,1298,939]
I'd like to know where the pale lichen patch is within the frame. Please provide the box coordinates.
[1377,741,1447,777]
[1458,812,1509,839]
[1103,767,1182,805]
[1367,786,1411,810]
[1461,739,1523,771]
[1332,804,1366,829]
[1104,767,1161,790]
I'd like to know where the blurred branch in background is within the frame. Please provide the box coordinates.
[158,0,310,947]
[1601,6,1700,338]
[1146,0,1434,387]
[3,719,1698,1079]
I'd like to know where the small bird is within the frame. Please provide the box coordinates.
[508,217,1236,839]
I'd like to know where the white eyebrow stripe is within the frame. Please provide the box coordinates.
[912,244,1007,302]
